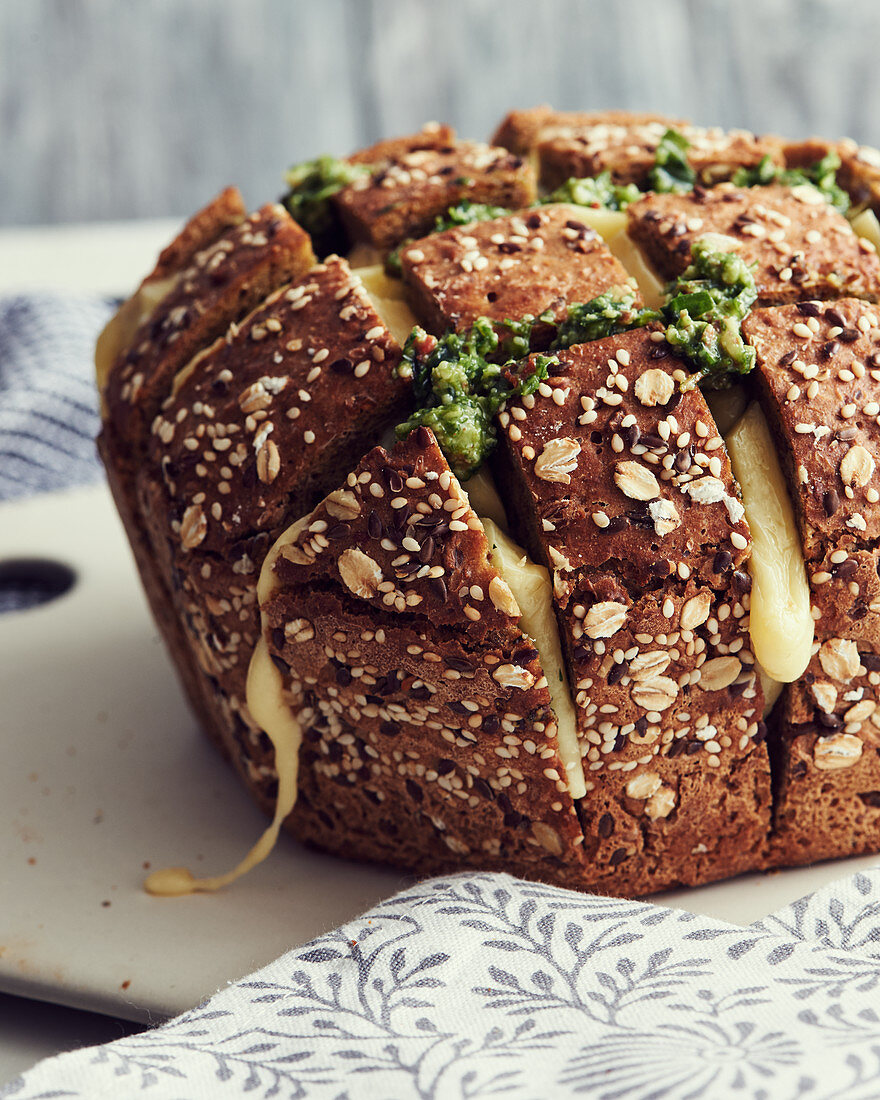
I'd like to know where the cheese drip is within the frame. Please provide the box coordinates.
[355,264,418,347]
[724,402,813,683]
[95,273,180,401]
[145,519,311,897]
[144,640,302,896]
[481,517,587,799]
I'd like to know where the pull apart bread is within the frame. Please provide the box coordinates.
[97,110,880,895]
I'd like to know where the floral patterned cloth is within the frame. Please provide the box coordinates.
[4,295,880,1098]
[5,868,880,1099]
[0,292,111,502]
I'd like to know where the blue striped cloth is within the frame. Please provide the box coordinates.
[0,292,114,501]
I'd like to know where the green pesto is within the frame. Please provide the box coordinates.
[281,156,372,254]
[395,320,556,478]
[648,129,697,194]
[385,201,512,276]
[551,283,658,349]
[732,152,850,214]
[396,241,757,475]
[542,172,643,211]
[550,240,756,383]
[663,240,757,387]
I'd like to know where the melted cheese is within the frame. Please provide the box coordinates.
[481,517,587,799]
[144,638,302,896]
[348,242,385,269]
[462,467,510,531]
[725,402,813,683]
[705,384,750,437]
[570,209,665,309]
[355,264,418,346]
[145,517,311,897]
[757,665,785,717]
[852,208,880,254]
[95,274,179,400]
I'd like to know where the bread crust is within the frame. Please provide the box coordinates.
[627,184,880,304]
[333,141,537,250]
[347,123,457,166]
[96,112,880,897]
[744,299,880,865]
[400,204,639,339]
[535,118,780,192]
[262,429,588,879]
[491,330,770,891]
[137,257,412,780]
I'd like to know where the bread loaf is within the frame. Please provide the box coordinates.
[98,109,880,895]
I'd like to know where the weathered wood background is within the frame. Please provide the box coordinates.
[3,0,880,226]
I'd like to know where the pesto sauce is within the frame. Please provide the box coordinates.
[543,172,642,211]
[732,152,850,214]
[551,284,659,349]
[394,321,555,478]
[385,201,512,276]
[396,241,758,474]
[663,239,757,387]
[648,129,697,194]
[551,241,756,385]
[281,156,372,254]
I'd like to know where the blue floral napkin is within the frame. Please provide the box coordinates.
[5,869,880,1099]
[5,292,880,1099]
[0,291,111,502]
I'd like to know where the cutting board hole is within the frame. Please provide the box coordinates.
[0,558,76,614]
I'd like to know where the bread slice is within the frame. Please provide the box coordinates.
[347,123,456,166]
[627,184,880,304]
[138,256,413,791]
[497,111,781,191]
[333,141,537,251]
[103,204,315,447]
[399,204,640,339]
[492,330,771,892]
[784,136,880,217]
[744,299,880,863]
[255,427,588,881]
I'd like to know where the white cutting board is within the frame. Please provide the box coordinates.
[2,483,879,1025]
